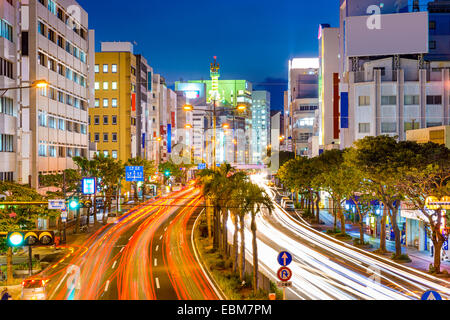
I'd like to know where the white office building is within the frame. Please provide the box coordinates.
[251,90,270,164]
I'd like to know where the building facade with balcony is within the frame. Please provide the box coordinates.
[20,0,94,189]
[0,0,19,183]
[284,58,319,156]
[339,0,450,149]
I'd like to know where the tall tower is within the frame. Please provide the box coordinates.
[209,56,221,102]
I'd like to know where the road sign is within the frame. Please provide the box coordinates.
[82,178,96,195]
[421,290,442,300]
[126,166,144,182]
[277,267,292,282]
[277,251,292,267]
[61,211,68,222]
[198,163,206,170]
[277,281,292,288]
[48,199,66,210]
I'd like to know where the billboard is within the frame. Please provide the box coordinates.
[175,82,206,105]
[346,11,428,57]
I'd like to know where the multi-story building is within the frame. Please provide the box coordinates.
[19,0,94,189]
[284,58,319,156]
[315,24,340,156]
[176,70,253,165]
[339,0,450,149]
[251,91,270,164]
[152,74,177,164]
[0,0,19,183]
[91,42,137,164]
[174,82,208,164]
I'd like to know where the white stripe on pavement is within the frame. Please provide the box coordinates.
[155,277,160,289]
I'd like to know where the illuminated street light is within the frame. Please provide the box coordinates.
[236,104,247,112]
[185,124,193,129]
[183,104,194,112]
[32,79,49,89]
[0,79,49,97]
[222,123,230,129]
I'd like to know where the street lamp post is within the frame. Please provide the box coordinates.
[0,79,49,97]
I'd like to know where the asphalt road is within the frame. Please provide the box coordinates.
[36,187,219,300]
[243,174,450,300]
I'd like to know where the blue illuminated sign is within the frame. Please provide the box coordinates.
[82,178,96,195]
[167,124,172,154]
[126,166,144,182]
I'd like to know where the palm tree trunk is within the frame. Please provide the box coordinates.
[93,193,98,225]
[251,213,259,294]
[222,209,229,257]
[6,247,13,285]
[233,214,239,274]
[213,206,220,250]
[239,215,246,281]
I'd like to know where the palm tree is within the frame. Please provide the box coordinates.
[241,182,274,294]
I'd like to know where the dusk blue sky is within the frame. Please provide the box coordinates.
[77,0,431,110]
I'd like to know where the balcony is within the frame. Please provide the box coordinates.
[354,69,419,83]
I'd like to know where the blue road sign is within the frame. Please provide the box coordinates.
[277,251,292,267]
[126,166,144,182]
[198,163,206,170]
[444,239,448,251]
[82,177,96,195]
[277,267,292,282]
[421,290,442,300]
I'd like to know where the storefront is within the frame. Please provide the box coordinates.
[401,209,428,252]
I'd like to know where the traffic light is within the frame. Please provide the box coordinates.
[68,197,79,210]
[7,231,55,247]
[164,171,171,177]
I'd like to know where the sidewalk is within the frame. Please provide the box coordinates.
[317,210,450,274]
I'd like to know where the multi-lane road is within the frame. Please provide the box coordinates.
[38,187,220,300]
[233,174,450,300]
[30,176,450,300]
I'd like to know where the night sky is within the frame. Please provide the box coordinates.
[77,0,431,111]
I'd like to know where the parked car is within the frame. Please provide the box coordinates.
[283,200,296,212]
[21,278,49,300]
[280,197,290,207]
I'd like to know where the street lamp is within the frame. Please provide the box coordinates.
[185,124,193,129]
[0,79,49,97]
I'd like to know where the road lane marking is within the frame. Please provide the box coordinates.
[129,235,133,241]
[155,277,160,289]
[155,245,159,252]
[159,235,163,240]
[104,280,110,292]
[112,260,117,269]
[154,259,157,266]
[120,247,125,253]
[164,227,167,232]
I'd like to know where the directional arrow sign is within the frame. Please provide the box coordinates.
[277,267,292,282]
[277,251,292,267]
[421,290,442,300]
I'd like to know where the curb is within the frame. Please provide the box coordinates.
[191,210,227,300]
